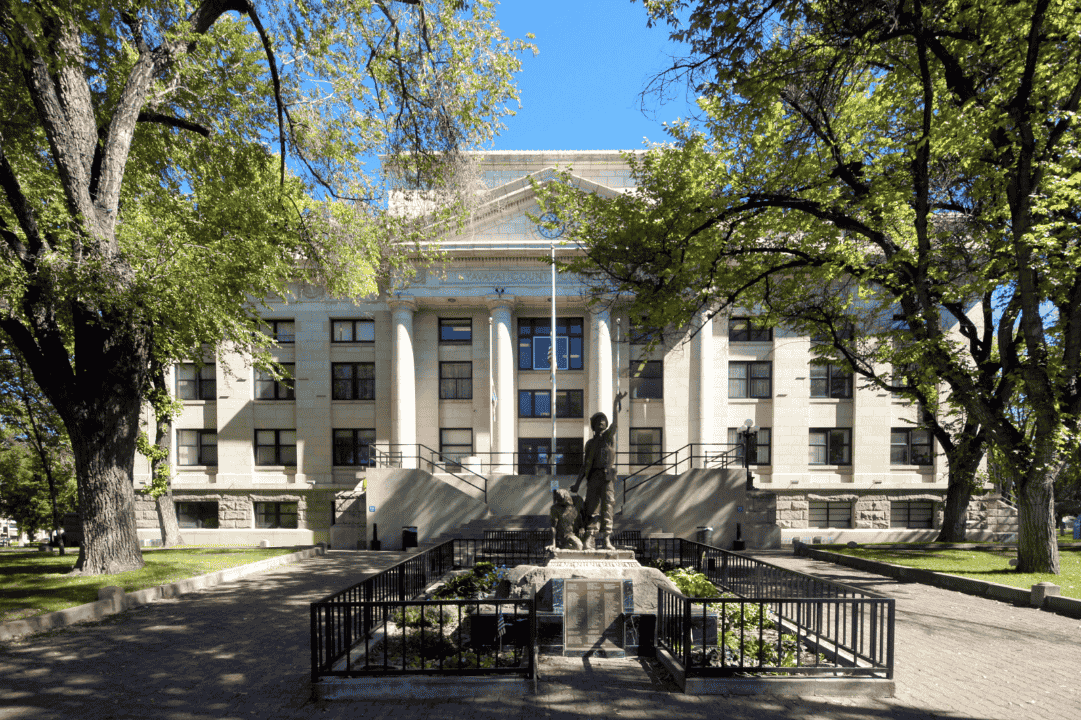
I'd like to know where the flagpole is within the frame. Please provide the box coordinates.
[551,239,557,475]
[489,316,494,474]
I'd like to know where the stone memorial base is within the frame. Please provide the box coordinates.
[505,548,680,657]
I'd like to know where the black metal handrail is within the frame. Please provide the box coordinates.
[622,443,739,504]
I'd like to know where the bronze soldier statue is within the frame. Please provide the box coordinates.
[571,390,627,550]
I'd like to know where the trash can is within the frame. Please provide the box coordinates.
[695,526,713,546]
[402,526,418,549]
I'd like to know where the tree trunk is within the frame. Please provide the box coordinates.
[935,440,983,543]
[156,493,182,547]
[1016,471,1059,574]
[68,390,146,575]
[937,470,973,542]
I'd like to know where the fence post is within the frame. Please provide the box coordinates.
[398,564,406,601]
[683,595,692,672]
[310,604,320,683]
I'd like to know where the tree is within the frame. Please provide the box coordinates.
[0,1,532,574]
[542,0,1081,572]
[0,342,77,551]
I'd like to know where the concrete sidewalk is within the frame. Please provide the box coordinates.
[1,549,1078,719]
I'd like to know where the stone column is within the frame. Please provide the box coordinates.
[487,295,515,473]
[590,309,614,427]
[689,310,715,466]
[390,296,417,469]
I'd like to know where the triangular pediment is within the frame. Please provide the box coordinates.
[444,167,624,250]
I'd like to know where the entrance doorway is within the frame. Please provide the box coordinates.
[518,437,583,476]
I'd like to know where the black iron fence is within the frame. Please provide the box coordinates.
[311,535,893,684]
[648,538,894,680]
[315,597,536,678]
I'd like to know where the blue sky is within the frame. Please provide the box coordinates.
[487,2,695,151]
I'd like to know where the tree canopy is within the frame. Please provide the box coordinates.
[0,0,532,573]
[543,0,1081,572]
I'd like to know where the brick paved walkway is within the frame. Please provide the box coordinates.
[1,549,1078,719]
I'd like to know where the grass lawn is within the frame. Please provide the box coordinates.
[0,546,300,623]
[831,544,1081,599]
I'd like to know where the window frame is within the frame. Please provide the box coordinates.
[177,429,218,466]
[254,501,298,529]
[439,361,473,400]
[809,428,852,465]
[331,362,375,401]
[727,427,772,465]
[630,360,663,399]
[728,317,773,342]
[439,318,473,345]
[254,429,297,466]
[176,363,216,401]
[728,361,772,399]
[333,428,376,467]
[331,319,374,343]
[810,362,853,399]
[890,500,935,528]
[891,428,933,465]
[808,501,852,528]
[263,319,295,344]
[518,389,584,418]
[629,427,663,466]
[439,428,473,468]
[518,317,584,371]
[176,501,219,529]
[254,363,295,401]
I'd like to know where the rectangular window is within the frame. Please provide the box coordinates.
[440,428,473,468]
[727,427,772,465]
[809,428,852,465]
[728,317,772,342]
[176,501,219,529]
[892,363,917,398]
[729,361,772,398]
[518,317,584,370]
[891,428,933,465]
[439,362,473,399]
[177,430,218,466]
[630,428,663,465]
[255,429,297,466]
[808,501,852,528]
[333,429,376,467]
[439,318,472,344]
[628,325,653,345]
[810,363,853,398]
[255,501,298,529]
[891,500,934,528]
[517,437,584,476]
[262,319,295,344]
[811,324,855,343]
[332,362,375,400]
[176,363,216,400]
[630,360,663,399]
[254,363,295,400]
[519,389,584,418]
[332,319,374,343]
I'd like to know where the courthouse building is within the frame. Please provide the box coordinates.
[134,151,1016,548]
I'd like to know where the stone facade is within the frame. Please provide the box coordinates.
[131,151,974,548]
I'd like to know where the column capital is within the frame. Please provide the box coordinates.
[485,294,516,312]
[388,295,417,313]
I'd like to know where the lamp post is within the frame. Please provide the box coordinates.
[737,418,759,490]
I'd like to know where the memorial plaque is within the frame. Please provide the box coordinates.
[564,579,624,655]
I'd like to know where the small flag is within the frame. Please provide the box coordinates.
[496,613,507,638]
